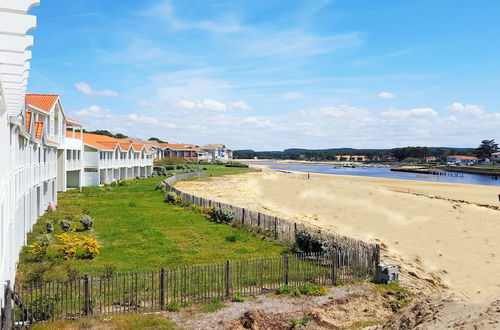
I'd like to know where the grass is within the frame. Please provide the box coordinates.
[369,282,412,296]
[347,320,382,330]
[198,298,225,313]
[200,164,260,177]
[17,171,285,282]
[30,313,180,330]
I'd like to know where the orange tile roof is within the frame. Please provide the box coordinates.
[450,155,478,160]
[34,121,44,139]
[132,144,145,151]
[26,94,59,112]
[25,110,32,132]
[68,131,152,152]
[160,143,197,151]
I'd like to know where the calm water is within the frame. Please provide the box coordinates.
[244,162,500,186]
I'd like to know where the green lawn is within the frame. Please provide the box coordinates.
[17,166,284,282]
[202,164,259,177]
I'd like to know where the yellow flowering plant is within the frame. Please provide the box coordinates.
[29,241,49,261]
[56,232,102,260]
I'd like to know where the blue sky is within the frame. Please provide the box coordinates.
[28,0,500,150]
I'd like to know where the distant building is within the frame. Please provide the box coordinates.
[491,152,500,162]
[160,143,200,160]
[200,144,233,162]
[121,138,163,160]
[446,155,479,165]
[75,133,154,185]
[335,155,367,162]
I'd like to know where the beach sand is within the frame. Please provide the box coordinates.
[175,168,500,302]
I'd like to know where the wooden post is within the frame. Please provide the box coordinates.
[2,281,13,330]
[225,261,231,298]
[331,252,337,285]
[84,275,90,316]
[160,268,165,310]
[284,254,289,285]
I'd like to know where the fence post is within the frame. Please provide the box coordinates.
[225,261,231,298]
[160,268,165,310]
[284,254,289,285]
[84,275,90,316]
[331,251,337,285]
[2,281,12,330]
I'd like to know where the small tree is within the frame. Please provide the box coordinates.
[473,139,498,160]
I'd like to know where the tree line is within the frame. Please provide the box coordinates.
[234,140,498,162]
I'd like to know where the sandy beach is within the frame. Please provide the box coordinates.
[175,168,500,302]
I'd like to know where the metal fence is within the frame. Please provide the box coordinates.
[8,250,378,325]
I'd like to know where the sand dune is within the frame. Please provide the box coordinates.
[175,169,500,302]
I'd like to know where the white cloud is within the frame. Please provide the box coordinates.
[75,82,118,97]
[381,107,437,119]
[143,1,245,34]
[127,114,158,124]
[73,105,112,118]
[70,99,499,149]
[283,92,302,100]
[378,91,396,99]
[230,101,252,111]
[242,117,275,128]
[447,102,485,117]
[177,99,228,112]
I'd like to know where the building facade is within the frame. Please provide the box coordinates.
[79,133,154,186]
[0,0,42,313]
[199,144,233,162]
[159,143,200,160]
[446,155,479,165]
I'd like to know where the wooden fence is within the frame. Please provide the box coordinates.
[11,251,377,325]
[164,172,379,251]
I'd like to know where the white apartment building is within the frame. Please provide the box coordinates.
[0,0,43,314]
[25,94,85,192]
[77,132,154,186]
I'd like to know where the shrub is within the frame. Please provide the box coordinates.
[56,233,102,260]
[26,263,51,283]
[173,194,183,204]
[206,208,234,224]
[155,181,167,190]
[225,233,239,242]
[59,220,72,232]
[28,294,58,321]
[288,316,311,327]
[295,230,334,253]
[100,264,117,279]
[64,264,82,281]
[79,214,93,230]
[232,294,245,302]
[45,221,54,233]
[79,236,102,259]
[165,191,178,203]
[296,284,328,296]
[167,301,180,312]
[224,162,249,168]
[28,241,49,261]
[276,285,294,295]
[276,284,328,296]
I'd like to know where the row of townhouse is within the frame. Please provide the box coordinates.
[157,143,233,162]
[0,1,154,316]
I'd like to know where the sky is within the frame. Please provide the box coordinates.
[28,0,500,150]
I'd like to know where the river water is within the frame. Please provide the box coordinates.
[244,162,500,186]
